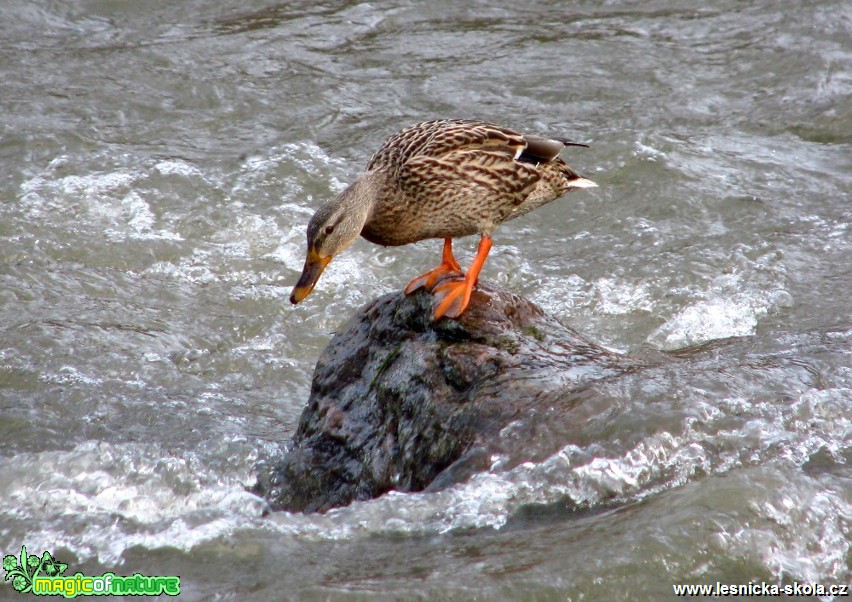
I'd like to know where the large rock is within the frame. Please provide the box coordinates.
[254,282,640,513]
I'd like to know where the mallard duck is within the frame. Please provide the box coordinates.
[290,119,597,319]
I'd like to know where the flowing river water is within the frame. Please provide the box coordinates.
[1,1,850,600]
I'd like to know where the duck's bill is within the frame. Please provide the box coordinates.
[290,250,332,304]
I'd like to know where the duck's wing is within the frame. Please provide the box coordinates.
[396,148,541,213]
[367,120,533,174]
[518,134,568,163]
[367,120,589,236]
[391,121,551,204]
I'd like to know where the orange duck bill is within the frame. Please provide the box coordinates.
[290,249,332,304]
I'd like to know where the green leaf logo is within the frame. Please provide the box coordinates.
[3,546,67,594]
[40,551,67,578]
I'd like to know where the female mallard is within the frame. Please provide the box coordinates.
[290,119,597,319]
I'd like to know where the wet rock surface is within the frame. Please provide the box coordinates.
[254,282,642,513]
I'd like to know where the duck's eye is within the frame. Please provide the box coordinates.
[324,225,335,235]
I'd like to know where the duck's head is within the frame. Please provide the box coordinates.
[290,177,376,305]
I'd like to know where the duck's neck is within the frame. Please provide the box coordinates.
[332,170,383,232]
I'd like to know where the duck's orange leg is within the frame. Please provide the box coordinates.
[404,238,464,294]
[432,235,492,319]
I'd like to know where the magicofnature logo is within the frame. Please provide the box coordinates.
[3,545,180,598]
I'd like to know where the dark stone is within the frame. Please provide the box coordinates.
[253,282,640,513]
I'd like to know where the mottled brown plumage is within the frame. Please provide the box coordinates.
[291,119,597,319]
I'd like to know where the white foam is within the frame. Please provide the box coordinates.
[0,440,265,565]
[650,295,763,349]
[38,366,103,386]
[144,254,220,284]
[593,277,655,315]
[19,165,183,242]
[4,377,847,577]
[230,142,347,202]
[718,469,850,583]
[634,137,667,161]
[648,267,792,350]
[153,159,203,178]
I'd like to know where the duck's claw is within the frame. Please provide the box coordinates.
[428,235,493,320]
[404,265,464,294]
[431,276,474,319]
[404,237,463,294]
